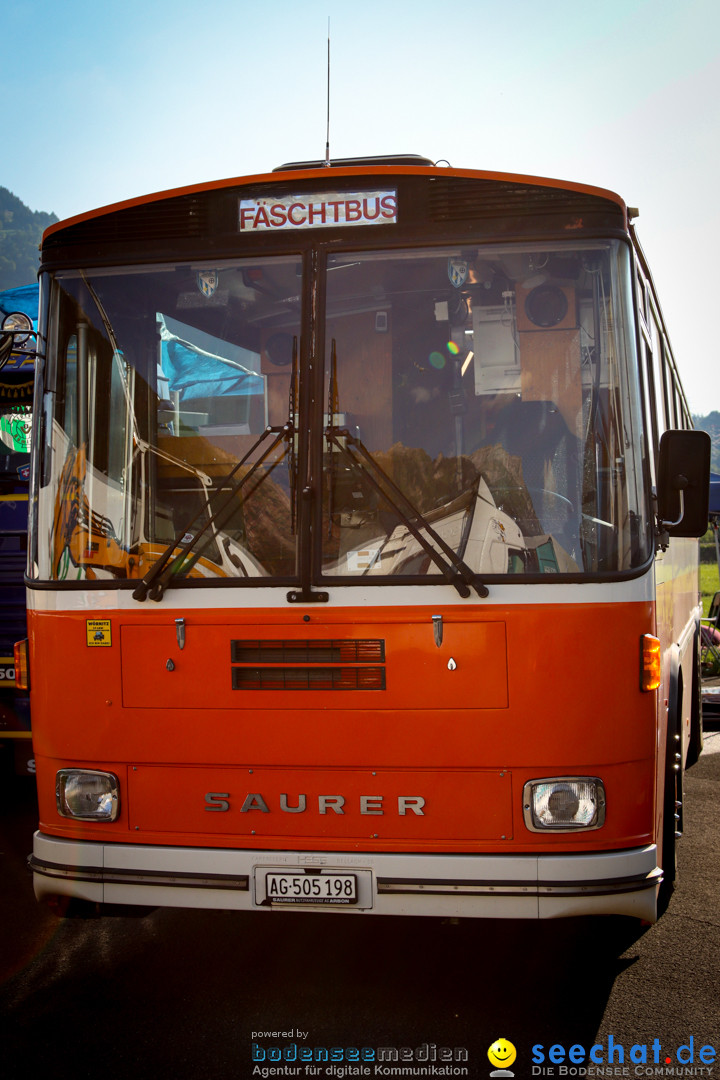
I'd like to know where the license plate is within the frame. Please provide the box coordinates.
[262,871,358,905]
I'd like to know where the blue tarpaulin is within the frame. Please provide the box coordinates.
[0,283,39,322]
[158,314,263,400]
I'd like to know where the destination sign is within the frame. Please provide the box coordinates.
[238,190,397,232]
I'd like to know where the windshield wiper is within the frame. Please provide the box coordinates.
[132,421,292,602]
[134,336,301,603]
[325,425,488,599]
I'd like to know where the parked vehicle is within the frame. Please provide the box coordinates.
[0,284,36,776]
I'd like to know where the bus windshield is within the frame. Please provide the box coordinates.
[38,239,650,585]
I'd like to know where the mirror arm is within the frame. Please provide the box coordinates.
[659,478,687,531]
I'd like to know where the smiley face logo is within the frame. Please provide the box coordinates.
[488,1038,517,1073]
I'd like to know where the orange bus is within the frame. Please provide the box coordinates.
[21,156,710,922]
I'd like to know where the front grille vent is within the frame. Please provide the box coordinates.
[232,667,385,691]
[230,638,386,691]
[231,639,384,664]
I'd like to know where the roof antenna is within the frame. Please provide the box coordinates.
[324,17,331,167]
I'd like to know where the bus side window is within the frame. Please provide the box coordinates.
[649,305,669,440]
[60,334,78,446]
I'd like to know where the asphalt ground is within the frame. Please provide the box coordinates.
[0,725,717,1080]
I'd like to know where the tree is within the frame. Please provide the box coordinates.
[0,187,58,290]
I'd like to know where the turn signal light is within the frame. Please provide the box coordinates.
[641,634,661,691]
[13,638,29,691]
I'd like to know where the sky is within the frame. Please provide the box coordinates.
[3,0,719,413]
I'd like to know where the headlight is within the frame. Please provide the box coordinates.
[1,310,33,347]
[523,777,605,832]
[56,769,120,821]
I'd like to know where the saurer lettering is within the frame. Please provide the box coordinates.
[204,792,425,815]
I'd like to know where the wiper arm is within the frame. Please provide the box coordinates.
[325,426,488,599]
[132,422,291,602]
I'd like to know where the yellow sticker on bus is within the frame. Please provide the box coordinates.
[86,620,112,647]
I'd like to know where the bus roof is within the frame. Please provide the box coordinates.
[42,161,628,243]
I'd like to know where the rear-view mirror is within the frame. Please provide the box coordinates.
[657,429,711,538]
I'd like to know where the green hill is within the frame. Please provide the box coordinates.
[0,187,58,290]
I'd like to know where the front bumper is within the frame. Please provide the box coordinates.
[30,833,662,921]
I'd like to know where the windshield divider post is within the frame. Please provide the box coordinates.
[288,335,298,536]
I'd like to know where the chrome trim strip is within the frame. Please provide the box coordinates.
[377,869,662,897]
[29,856,249,892]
